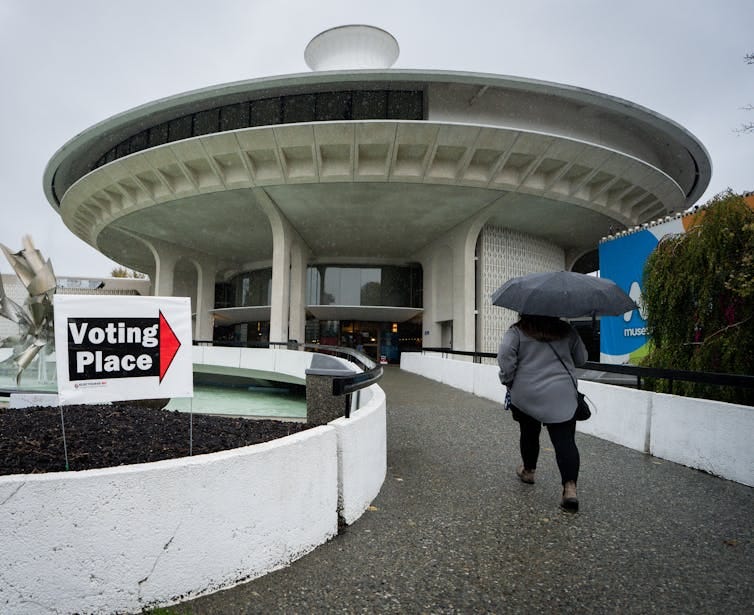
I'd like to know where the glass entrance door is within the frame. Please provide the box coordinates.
[341,321,381,361]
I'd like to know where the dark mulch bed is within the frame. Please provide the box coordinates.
[0,404,314,476]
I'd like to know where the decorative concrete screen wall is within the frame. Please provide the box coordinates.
[478,225,564,354]
[401,352,753,487]
[0,348,387,614]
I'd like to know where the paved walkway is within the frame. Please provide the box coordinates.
[167,367,753,614]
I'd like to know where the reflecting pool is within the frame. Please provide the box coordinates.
[1,370,307,420]
[167,384,306,419]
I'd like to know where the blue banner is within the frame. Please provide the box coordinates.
[598,230,657,363]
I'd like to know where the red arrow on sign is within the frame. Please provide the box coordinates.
[159,310,182,382]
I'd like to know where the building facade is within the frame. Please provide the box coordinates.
[43,26,711,360]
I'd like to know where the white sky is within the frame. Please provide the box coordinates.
[1,0,752,277]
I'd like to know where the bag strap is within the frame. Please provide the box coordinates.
[546,342,578,390]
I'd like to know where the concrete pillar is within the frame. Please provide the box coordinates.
[255,189,311,345]
[305,354,354,425]
[305,374,347,425]
[288,238,308,344]
[269,228,292,344]
[416,225,478,351]
[419,251,441,348]
[193,256,217,342]
[151,243,181,297]
[449,226,478,352]
[415,196,503,352]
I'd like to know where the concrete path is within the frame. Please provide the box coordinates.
[166,367,753,614]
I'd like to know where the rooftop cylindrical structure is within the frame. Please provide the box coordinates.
[304,25,400,71]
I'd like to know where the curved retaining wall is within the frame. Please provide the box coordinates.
[400,353,753,487]
[333,385,387,524]
[0,349,386,614]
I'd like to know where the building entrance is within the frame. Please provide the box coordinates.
[305,319,421,363]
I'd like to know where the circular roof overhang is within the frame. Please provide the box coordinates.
[45,70,711,206]
[54,118,697,275]
[44,70,711,274]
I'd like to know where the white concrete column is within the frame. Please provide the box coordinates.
[416,224,479,351]
[255,189,311,344]
[449,225,479,352]
[193,256,217,342]
[269,227,291,343]
[415,196,503,352]
[151,242,182,297]
[288,238,308,344]
[418,251,441,348]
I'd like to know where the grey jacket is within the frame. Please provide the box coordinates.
[497,324,587,423]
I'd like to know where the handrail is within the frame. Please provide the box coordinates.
[193,339,384,408]
[418,347,754,394]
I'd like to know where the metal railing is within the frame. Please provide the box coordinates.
[419,347,754,396]
[193,339,383,416]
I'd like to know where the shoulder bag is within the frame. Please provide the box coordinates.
[546,342,591,421]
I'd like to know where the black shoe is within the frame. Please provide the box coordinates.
[560,482,578,512]
[560,496,579,513]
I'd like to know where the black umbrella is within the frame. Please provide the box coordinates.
[491,271,637,318]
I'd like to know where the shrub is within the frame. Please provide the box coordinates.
[641,190,754,404]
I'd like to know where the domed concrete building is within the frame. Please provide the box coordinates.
[44,25,711,360]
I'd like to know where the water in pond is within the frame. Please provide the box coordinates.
[1,371,306,420]
[167,384,306,419]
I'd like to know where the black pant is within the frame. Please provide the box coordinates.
[512,406,579,485]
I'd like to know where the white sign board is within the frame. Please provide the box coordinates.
[54,295,193,405]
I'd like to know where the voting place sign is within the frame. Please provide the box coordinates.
[54,295,193,405]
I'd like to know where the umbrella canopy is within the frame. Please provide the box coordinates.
[491,271,637,318]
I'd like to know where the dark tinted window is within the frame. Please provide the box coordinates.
[316,91,352,121]
[129,131,148,154]
[306,264,422,307]
[352,90,387,119]
[194,108,220,136]
[250,97,281,126]
[220,102,250,131]
[90,89,425,173]
[116,141,131,158]
[168,115,193,141]
[283,94,316,123]
[148,123,169,147]
[228,268,273,307]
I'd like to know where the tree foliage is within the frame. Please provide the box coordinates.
[110,267,146,279]
[641,190,754,404]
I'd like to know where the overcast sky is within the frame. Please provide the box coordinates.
[1,0,752,277]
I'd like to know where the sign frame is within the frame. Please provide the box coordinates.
[54,295,193,405]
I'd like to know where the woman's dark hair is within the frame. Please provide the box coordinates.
[515,314,571,342]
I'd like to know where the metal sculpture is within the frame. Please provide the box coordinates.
[0,236,57,385]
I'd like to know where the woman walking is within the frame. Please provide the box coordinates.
[497,314,587,512]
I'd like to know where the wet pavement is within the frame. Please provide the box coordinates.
[165,366,753,614]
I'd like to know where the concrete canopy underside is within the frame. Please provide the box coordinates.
[60,120,683,276]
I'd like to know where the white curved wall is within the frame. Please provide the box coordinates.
[401,353,753,487]
[192,345,313,384]
[333,385,387,524]
[0,427,338,614]
[0,348,387,614]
